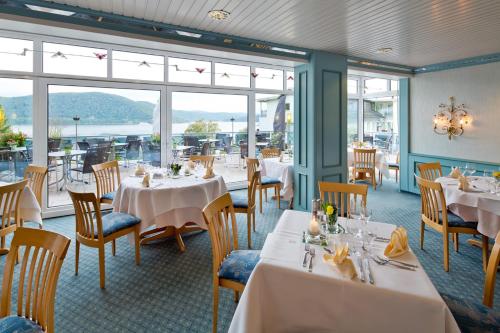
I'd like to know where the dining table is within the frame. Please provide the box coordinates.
[228,210,460,333]
[0,181,42,224]
[260,157,294,202]
[436,176,500,239]
[112,173,227,251]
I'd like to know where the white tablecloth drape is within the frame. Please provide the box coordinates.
[0,181,41,223]
[260,158,294,201]
[436,177,500,238]
[229,210,459,333]
[347,148,389,178]
[112,175,227,232]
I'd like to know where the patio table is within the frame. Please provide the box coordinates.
[48,150,87,190]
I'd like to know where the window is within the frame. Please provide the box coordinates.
[113,51,164,81]
[347,99,358,144]
[168,57,211,85]
[255,68,283,90]
[43,42,107,77]
[363,78,388,94]
[348,79,358,95]
[391,80,399,91]
[286,71,294,91]
[215,63,250,88]
[0,37,33,72]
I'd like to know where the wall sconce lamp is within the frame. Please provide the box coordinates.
[433,96,472,140]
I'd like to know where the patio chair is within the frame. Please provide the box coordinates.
[184,136,199,156]
[77,141,90,150]
[201,142,210,156]
[125,140,141,165]
[71,146,109,184]
[215,133,227,149]
[126,135,139,142]
[141,141,160,167]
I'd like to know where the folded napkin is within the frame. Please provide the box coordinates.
[449,167,462,179]
[458,175,470,191]
[323,252,357,280]
[142,173,150,187]
[384,226,409,258]
[135,164,145,176]
[203,167,215,179]
[187,160,196,170]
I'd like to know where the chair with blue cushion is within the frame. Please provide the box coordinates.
[68,190,141,289]
[92,160,121,206]
[246,158,281,213]
[415,175,487,272]
[230,170,260,248]
[0,227,70,333]
[202,192,260,333]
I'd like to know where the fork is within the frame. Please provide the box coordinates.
[371,256,416,271]
[376,255,418,269]
[308,247,315,272]
[302,244,310,267]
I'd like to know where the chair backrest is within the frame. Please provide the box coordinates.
[0,180,28,231]
[77,141,90,150]
[0,227,70,333]
[23,165,48,207]
[126,140,141,160]
[201,142,210,156]
[239,141,248,158]
[261,148,280,159]
[67,190,103,241]
[318,182,368,218]
[92,160,121,200]
[184,136,199,148]
[353,148,376,171]
[125,135,139,142]
[202,193,239,278]
[245,158,260,183]
[417,162,443,181]
[223,136,232,153]
[415,175,447,228]
[189,155,215,168]
[484,231,500,307]
[247,171,260,209]
[81,147,108,174]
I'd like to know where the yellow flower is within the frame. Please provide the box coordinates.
[326,205,334,215]
[493,171,500,179]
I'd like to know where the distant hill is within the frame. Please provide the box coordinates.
[0,92,247,125]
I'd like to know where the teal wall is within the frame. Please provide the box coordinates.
[294,51,348,211]
[398,78,410,192]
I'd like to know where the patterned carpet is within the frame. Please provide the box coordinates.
[0,180,498,332]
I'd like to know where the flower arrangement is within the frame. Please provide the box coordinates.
[493,171,500,180]
[170,163,182,176]
[0,131,27,148]
[322,201,338,232]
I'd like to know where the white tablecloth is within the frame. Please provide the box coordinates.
[112,175,227,232]
[260,158,294,201]
[229,210,459,333]
[436,176,500,238]
[0,181,41,223]
[348,148,389,178]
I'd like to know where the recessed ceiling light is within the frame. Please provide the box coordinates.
[270,47,307,56]
[208,9,230,21]
[25,4,75,16]
[376,47,393,54]
[176,30,202,38]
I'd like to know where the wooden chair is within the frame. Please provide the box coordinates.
[246,158,281,213]
[318,182,368,218]
[23,165,48,228]
[202,193,260,333]
[261,148,280,159]
[415,175,487,272]
[484,231,500,307]
[0,228,70,333]
[230,171,260,248]
[388,153,400,182]
[0,180,28,255]
[68,190,141,289]
[92,160,121,205]
[353,148,377,190]
[189,155,215,168]
[417,161,443,181]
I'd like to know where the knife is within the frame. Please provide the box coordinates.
[357,256,365,282]
[364,257,374,284]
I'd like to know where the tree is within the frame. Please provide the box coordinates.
[0,105,11,134]
[184,119,220,135]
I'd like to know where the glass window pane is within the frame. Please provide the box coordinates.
[348,79,358,95]
[286,71,294,91]
[43,42,107,77]
[215,63,250,88]
[363,78,388,94]
[363,97,395,148]
[255,68,283,90]
[0,37,33,72]
[347,99,358,145]
[47,85,160,207]
[168,57,211,84]
[113,51,164,81]
[0,78,33,181]
[391,80,399,91]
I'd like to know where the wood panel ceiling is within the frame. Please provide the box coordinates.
[44,0,500,67]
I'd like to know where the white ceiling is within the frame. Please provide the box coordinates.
[44,0,500,67]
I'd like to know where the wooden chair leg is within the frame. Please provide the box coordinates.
[453,233,459,252]
[265,188,268,202]
[75,240,80,275]
[98,245,106,289]
[259,188,263,214]
[111,239,116,256]
[1,235,5,249]
[247,213,252,249]
[277,186,281,209]
[252,211,256,232]
[134,227,141,265]
[234,290,240,303]
[373,172,377,190]
[420,222,425,249]
[482,235,489,272]
[443,233,449,272]
[212,283,219,333]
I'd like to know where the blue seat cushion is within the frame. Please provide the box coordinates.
[439,211,478,229]
[441,293,500,333]
[97,212,141,237]
[230,193,248,209]
[101,191,116,201]
[218,250,260,285]
[261,176,280,185]
[0,316,44,333]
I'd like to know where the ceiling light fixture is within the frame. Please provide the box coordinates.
[176,30,202,38]
[376,47,393,54]
[25,4,75,16]
[270,47,307,56]
[208,9,230,21]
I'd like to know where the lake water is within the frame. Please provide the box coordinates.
[13,121,248,138]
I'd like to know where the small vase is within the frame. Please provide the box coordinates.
[327,213,343,234]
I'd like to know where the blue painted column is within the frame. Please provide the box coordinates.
[294,51,348,211]
[398,78,410,192]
